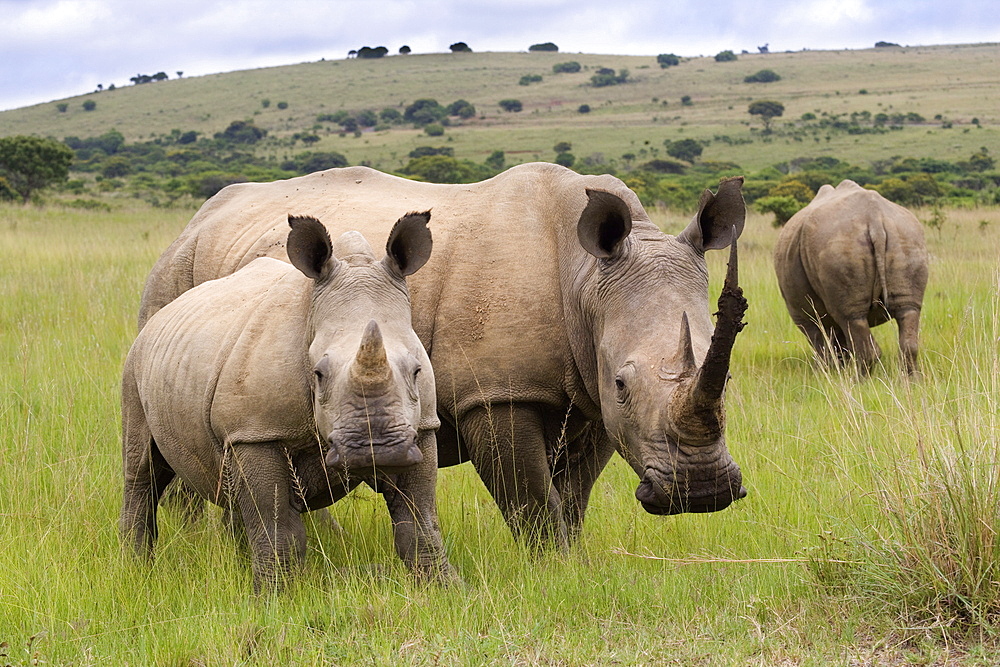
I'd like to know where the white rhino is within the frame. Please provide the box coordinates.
[138,163,749,548]
[773,179,929,375]
[121,212,453,591]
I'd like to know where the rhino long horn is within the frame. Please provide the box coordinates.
[350,320,392,387]
[668,234,747,441]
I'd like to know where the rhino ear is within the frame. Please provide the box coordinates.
[383,210,432,277]
[287,214,337,280]
[678,175,746,251]
[578,189,633,259]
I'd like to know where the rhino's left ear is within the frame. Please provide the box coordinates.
[383,210,432,277]
[678,175,746,251]
[578,189,633,259]
[287,214,338,280]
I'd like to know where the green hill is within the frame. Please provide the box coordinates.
[1,43,998,208]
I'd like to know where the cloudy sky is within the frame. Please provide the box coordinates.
[2,0,997,112]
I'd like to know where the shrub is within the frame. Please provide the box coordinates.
[357,46,389,59]
[519,74,542,86]
[498,99,523,112]
[409,146,454,159]
[101,156,132,179]
[591,68,629,87]
[485,150,505,170]
[681,95,692,106]
[261,99,271,108]
[555,152,575,167]
[664,138,703,162]
[577,104,591,114]
[379,108,403,124]
[276,101,288,110]
[529,42,558,52]
[553,141,572,154]
[424,123,445,136]
[56,103,68,113]
[447,99,476,119]
[756,195,804,226]
[449,42,472,53]
[82,100,96,111]
[657,53,680,68]
[638,159,686,174]
[714,50,737,62]
[769,179,815,203]
[873,178,919,206]
[404,99,447,125]
[216,120,266,144]
[0,135,74,203]
[744,69,781,83]
[281,151,348,173]
[178,131,198,145]
[401,155,492,183]
[553,61,581,74]
[399,45,411,55]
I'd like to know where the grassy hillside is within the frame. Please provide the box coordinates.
[1,43,998,174]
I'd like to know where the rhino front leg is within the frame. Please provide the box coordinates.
[229,443,306,594]
[380,430,455,582]
[462,404,570,551]
[552,421,616,543]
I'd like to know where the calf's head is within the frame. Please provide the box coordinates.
[285,212,434,475]
[578,178,748,515]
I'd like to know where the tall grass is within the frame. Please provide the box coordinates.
[1,201,999,663]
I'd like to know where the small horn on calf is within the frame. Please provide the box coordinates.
[667,233,747,442]
[351,319,393,387]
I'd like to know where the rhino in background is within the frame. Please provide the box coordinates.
[773,179,929,375]
[121,212,453,591]
[138,163,749,549]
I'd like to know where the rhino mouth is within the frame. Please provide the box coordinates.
[635,479,747,515]
[325,429,422,474]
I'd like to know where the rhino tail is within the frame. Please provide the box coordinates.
[867,213,890,314]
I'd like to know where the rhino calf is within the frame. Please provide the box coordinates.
[120,212,453,592]
[773,179,929,375]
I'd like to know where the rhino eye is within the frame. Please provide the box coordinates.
[413,366,421,382]
[614,376,626,399]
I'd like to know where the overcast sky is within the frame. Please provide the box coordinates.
[2,0,998,112]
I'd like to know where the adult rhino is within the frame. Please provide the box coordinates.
[773,179,928,375]
[139,163,749,549]
[122,212,453,591]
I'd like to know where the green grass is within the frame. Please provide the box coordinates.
[2,199,999,664]
[2,44,998,175]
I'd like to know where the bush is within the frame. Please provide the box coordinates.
[714,50,737,62]
[281,151,348,173]
[681,95,693,106]
[638,159,686,174]
[555,152,575,168]
[216,120,267,144]
[519,74,542,86]
[261,99,271,108]
[401,155,492,183]
[657,53,680,68]
[357,46,389,59]
[757,195,804,226]
[664,138,703,162]
[404,99,447,125]
[379,108,403,124]
[56,103,68,113]
[553,61,581,74]
[769,179,815,203]
[409,146,454,159]
[485,150,505,170]
[529,42,558,52]
[449,42,472,53]
[0,135,74,203]
[276,101,288,110]
[424,123,445,136]
[82,100,96,111]
[744,69,781,83]
[577,104,591,114]
[498,99,523,113]
[447,99,476,119]
[590,68,629,87]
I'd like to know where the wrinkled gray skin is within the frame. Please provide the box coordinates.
[121,212,453,591]
[139,163,748,549]
[773,179,929,375]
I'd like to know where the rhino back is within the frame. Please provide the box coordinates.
[146,164,631,416]
[129,259,313,491]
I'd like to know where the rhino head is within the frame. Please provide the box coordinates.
[576,177,748,515]
[285,212,434,476]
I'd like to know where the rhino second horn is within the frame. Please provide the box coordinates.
[677,312,697,373]
[351,320,392,385]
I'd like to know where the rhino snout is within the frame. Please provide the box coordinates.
[325,427,422,473]
[635,466,746,515]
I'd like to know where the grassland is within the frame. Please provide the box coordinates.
[2,43,1000,664]
[1,43,998,175]
[1,198,998,664]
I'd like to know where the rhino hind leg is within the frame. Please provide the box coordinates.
[120,398,175,559]
[846,318,881,375]
[229,443,307,594]
[895,308,921,376]
[460,404,570,551]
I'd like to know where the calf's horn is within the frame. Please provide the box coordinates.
[351,320,392,387]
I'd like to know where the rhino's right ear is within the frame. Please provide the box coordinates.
[678,176,746,251]
[287,215,337,280]
[383,210,432,277]
[578,189,633,259]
